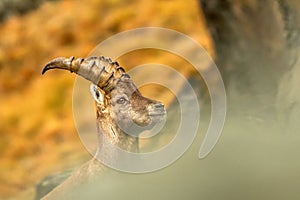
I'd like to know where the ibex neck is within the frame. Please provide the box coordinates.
[95,109,139,154]
[98,124,139,152]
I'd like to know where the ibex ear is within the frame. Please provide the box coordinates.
[90,84,104,104]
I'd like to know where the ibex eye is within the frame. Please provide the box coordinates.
[116,97,127,104]
[95,91,100,98]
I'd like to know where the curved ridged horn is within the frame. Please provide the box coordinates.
[42,56,126,93]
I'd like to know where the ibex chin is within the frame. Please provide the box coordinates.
[40,56,166,199]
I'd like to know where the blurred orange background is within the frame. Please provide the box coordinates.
[0,0,212,199]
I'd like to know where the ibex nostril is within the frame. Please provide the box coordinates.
[154,103,164,109]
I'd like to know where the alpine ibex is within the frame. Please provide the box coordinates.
[39,56,166,199]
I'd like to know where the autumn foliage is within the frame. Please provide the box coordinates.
[0,0,211,198]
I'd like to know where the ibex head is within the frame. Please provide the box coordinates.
[42,56,166,139]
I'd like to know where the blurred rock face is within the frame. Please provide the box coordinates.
[200,0,300,124]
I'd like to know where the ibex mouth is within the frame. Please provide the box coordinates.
[148,103,167,122]
[148,113,167,124]
[149,113,166,116]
